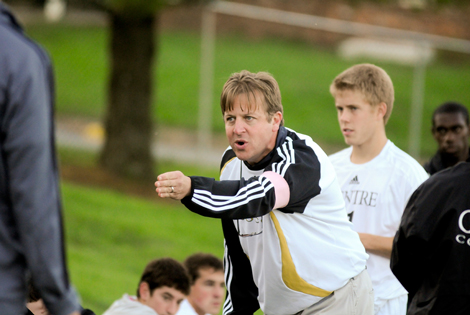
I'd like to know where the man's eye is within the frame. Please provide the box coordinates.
[436,127,447,135]
[452,126,463,133]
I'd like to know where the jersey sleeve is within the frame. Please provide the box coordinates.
[181,175,277,219]
[268,135,321,213]
[181,135,321,218]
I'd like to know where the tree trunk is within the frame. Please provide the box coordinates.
[100,12,156,181]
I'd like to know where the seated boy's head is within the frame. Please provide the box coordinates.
[137,257,190,315]
[184,253,225,315]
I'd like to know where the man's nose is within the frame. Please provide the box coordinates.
[167,302,179,315]
[443,131,456,142]
[214,286,225,298]
[233,119,246,134]
[339,111,349,123]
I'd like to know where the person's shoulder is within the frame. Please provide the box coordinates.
[103,294,157,315]
[284,127,329,157]
[176,299,198,315]
[412,162,470,206]
[428,161,470,184]
[328,147,351,163]
[386,141,427,172]
[0,23,39,57]
[0,8,50,69]
[284,127,319,147]
[220,147,237,172]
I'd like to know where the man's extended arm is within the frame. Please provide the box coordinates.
[155,171,279,219]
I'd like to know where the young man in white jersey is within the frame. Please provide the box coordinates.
[155,70,373,315]
[103,257,190,315]
[328,64,429,315]
[177,253,224,315]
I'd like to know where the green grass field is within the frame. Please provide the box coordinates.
[60,150,223,313]
[25,23,470,159]
[63,181,224,313]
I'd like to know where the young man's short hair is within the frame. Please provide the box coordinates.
[184,253,223,285]
[329,63,394,124]
[220,70,284,126]
[432,101,469,128]
[137,257,190,298]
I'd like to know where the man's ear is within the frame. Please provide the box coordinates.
[139,282,151,301]
[272,111,283,132]
[377,102,387,120]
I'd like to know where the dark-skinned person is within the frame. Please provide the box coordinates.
[424,101,469,175]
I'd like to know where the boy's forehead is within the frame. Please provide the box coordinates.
[434,112,467,127]
[335,89,368,103]
[156,285,187,297]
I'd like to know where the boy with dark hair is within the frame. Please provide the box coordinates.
[103,257,190,315]
[177,253,224,315]
[424,101,469,175]
[328,64,429,315]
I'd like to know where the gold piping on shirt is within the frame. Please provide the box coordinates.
[220,157,237,177]
[270,211,332,297]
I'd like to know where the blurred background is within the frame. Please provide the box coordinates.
[5,0,470,313]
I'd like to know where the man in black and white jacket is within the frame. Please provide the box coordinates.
[155,70,373,315]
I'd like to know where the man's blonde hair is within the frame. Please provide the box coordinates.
[329,63,394,124]
[220,70,284,126]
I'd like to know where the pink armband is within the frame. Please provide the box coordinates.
[263,171,290,209]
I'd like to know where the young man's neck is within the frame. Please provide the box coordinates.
[350,132,388,164]
[188,298,205,315]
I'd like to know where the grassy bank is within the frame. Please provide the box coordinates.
[60,149,222,313]
[63,181,223,313]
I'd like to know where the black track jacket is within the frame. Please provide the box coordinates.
[391,159,470,314]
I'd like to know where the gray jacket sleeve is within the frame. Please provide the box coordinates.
[0,5,79,314]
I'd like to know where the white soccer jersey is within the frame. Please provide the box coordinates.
[102,294,157,315]
[329,140,429,309]
[176,299,200,315]
[182,127,369,315]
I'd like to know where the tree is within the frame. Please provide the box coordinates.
[95,0,205,181]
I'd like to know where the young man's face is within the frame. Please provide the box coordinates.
[139,284,186,315]
[224,93,282,165]
[432,112,469,157]
[334,89,385,148]
[188,268,225,315]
